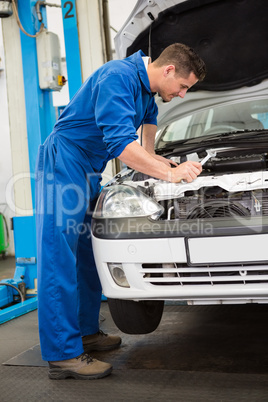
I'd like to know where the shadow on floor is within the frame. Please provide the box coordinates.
[3,303,268,375]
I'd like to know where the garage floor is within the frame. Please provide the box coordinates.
[1,258,268,401]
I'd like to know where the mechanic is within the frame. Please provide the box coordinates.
[35,43,206,380]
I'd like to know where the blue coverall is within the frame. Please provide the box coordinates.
[35,50,158,361]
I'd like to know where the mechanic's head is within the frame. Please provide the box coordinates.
[148,43,206,102]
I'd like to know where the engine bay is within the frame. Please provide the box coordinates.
[118,146,268,221]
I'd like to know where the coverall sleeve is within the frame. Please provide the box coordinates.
[143,96,158,125]
[92,73,140,159]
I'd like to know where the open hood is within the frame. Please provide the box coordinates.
[114,0,268,92]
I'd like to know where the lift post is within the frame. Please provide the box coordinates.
[0,0,56,323]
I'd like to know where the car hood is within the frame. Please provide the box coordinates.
[115,0,268,92]
[114,0,268,126]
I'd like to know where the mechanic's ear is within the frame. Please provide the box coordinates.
[164,65,175,77]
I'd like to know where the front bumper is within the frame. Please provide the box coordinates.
[91,228,268,303]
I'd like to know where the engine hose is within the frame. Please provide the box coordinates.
[0,283,25,302]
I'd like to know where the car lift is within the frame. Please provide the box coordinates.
[0,0,94,324]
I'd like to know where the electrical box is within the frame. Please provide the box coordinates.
[0,0,13,18]
[36,30,66,91]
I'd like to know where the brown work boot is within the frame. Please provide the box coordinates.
[48,352,112,380]
[82,330,122,353]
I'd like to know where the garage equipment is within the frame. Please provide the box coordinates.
[0,212,9,259]
[0,216,38,324]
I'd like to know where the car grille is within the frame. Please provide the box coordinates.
[141,263,268,286]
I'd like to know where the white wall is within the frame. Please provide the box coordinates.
[108,0,137,53]
[0,21,14,255]
[0,23,11,205]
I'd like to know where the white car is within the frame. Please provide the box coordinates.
[92,0,268,334]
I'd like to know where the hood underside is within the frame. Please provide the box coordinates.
[115,0,268,91]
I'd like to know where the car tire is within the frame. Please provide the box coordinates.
[107,298,164,334]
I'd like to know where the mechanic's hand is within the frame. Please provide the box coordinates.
[169,161,202,183]
[150,153,178,167]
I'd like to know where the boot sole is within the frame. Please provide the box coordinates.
[83,340,122,353]
[48,366,112,380]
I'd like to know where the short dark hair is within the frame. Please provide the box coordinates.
[154,43,206,81]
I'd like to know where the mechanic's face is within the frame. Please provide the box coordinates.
[158,67,198,102]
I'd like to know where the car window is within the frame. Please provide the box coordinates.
[255,112,268,128]
[204,109,214,131]
[160,115,192,142]
[156,98,268,149]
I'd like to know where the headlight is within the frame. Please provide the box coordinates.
[93,185,164,219]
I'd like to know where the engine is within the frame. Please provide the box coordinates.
[129,149,268,221]
[158,188,268,220]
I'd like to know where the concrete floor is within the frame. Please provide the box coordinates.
[0,255,15,280]
[1,257,268,401]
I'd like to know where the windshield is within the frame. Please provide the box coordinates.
[156,98,268,149]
